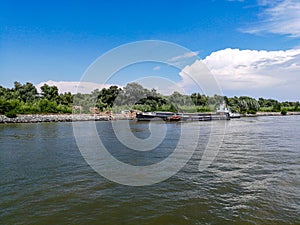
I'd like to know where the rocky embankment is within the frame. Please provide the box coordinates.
[0,114,134,123]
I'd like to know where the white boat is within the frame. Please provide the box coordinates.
[217,103,241,119]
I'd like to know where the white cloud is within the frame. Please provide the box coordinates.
[35,80,121,94]
[178,48,300,99]
[153,66,161,71]
[242,0,300,37]
[257,0,282,6]
[168,51,199,62]
[35,47,300,100]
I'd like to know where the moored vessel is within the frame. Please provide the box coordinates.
[217,103,241,119]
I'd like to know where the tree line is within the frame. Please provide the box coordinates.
[0,82,73,117]
[0,81,299,117]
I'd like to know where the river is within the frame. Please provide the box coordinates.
[0,116,299,224]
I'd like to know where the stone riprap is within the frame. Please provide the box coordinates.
[0,114,133,123]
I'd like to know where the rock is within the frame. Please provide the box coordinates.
[0,114,120,123]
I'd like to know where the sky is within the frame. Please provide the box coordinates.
[1,0,300,100]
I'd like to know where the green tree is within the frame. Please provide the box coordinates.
[0,86,13,100]
[191,93,208,106]
[41,84,59,101]
[58,92,73,105]
[38,99,58,113]
[272,102,281,112]
[13,82,38,102]
[0,99,20,118]
[93,86,122,111]
[294,101,299,111]
[117,83,148,106]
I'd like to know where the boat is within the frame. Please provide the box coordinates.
[216,103,241,119]
[136,112,178,121]
[136,103,239,122]
[179,112,229,121]
[229,112,241,119]
[136,110,231,122]
[166,115,181,121]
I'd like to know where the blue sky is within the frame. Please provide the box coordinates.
[1,0,300,100]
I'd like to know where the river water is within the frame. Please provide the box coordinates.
[0,116,299,224]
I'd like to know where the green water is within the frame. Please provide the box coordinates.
[0,116,299,224]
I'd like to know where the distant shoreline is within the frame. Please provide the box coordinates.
[1,112,300,124]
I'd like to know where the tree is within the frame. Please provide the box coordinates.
[169,91,190,106]
[208,94,224,106]
[191,93,208,106]
[272,102,281,112]
[0,86,13,100]
[38,99,58,113]
[13,82,37,102]
[0,99,20,118]
[136,95,167,111]
[95,85,121,110]
[118,83,148,106]
[58,92,73,105]
[41,84,59,101]
[227,96,259,114]
[294,101,299,111]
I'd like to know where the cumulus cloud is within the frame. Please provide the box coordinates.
[35,47,300,100]
[178,48,300,99]
[35,80,121,94]
[242,0,300,37]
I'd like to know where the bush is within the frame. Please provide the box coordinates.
[272,102,281,112]
[281,110,287,115]
[259,107,273,112]
[0,99,10,114]
[57,104,72,113]
[132,104,152,112]
[0,99,20,115]
[38,99,58,113]
[197,106,211,112]
[247,109,257,114]
[5,110,17,118]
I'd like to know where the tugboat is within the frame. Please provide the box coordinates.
[216,103,241,119]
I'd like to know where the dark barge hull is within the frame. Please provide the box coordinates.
[136,112,230,121]
[136,112,175,121]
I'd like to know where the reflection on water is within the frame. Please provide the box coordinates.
[0,116,299,224]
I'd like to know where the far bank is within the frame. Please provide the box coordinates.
[1,111,300,123]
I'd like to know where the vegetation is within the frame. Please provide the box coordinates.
[0,82,73,117]
[0,81,299,117]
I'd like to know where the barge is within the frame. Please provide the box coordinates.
[136,111,230,122]
[136,103,240,122]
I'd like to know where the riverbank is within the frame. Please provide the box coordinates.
[0,114,134,123]
[1,112,300,123]
[243,112,300,117]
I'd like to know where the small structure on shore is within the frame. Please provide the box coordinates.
[72,105,83,113]
[89,107,100,114]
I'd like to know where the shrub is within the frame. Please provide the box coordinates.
[38,99,58,113]
[281,110,287,115]
[197,106,211,112]
[5,110,17,118]
[247,109,257,114]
